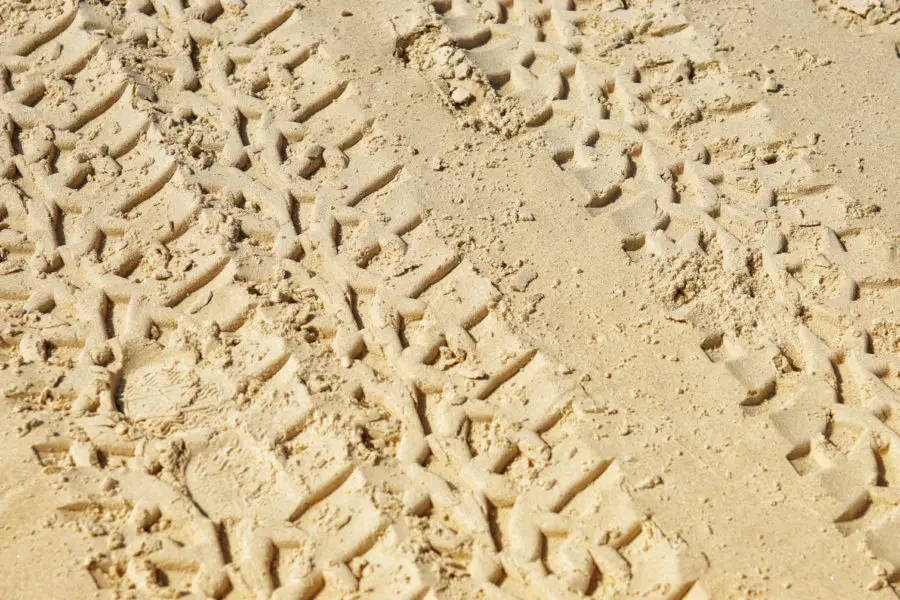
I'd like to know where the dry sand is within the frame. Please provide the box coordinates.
[0,0,897,598]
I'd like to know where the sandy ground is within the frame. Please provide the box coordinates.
[0,0,897,598]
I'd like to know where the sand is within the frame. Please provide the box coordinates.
[0,0,897,598]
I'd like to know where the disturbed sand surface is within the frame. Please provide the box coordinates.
[0,0,897,598]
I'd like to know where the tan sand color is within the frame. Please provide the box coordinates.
[0,0,897,598]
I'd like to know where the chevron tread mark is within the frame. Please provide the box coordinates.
[0,1,707,598]
[428,0,900,589]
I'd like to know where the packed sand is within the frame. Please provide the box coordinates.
[0,0,897,598]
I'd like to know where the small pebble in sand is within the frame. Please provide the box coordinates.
[450,87,473,105]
